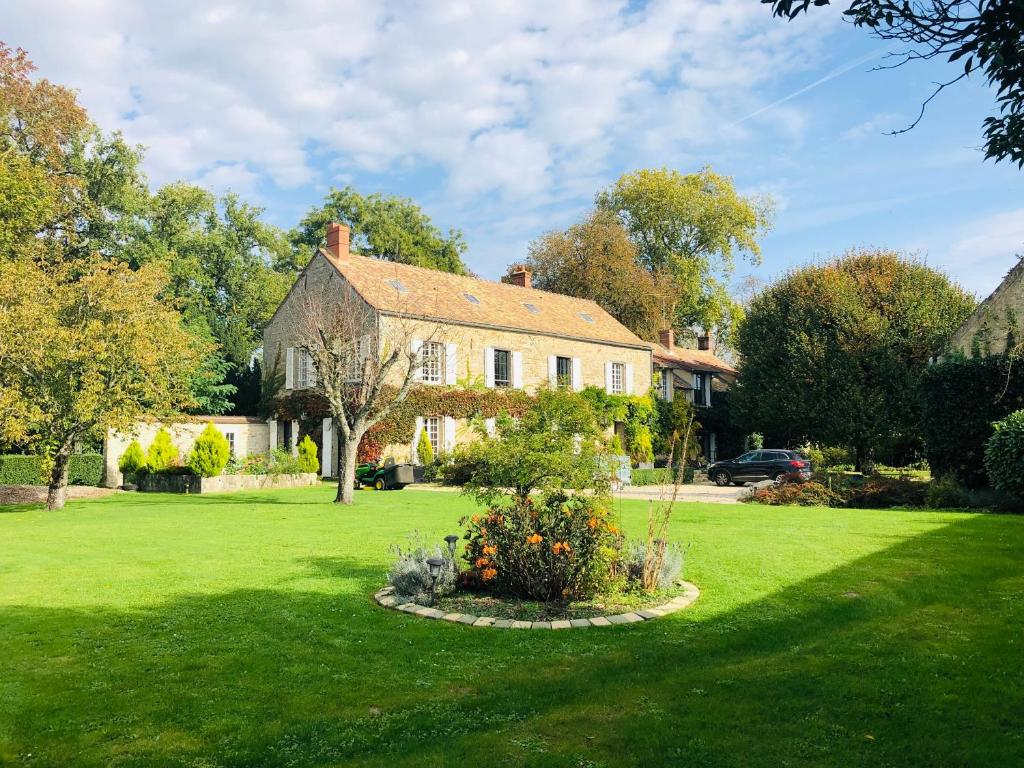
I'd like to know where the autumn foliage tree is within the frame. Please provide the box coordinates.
[0,258,209,509]
[733,249,975,468]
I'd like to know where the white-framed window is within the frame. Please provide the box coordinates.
[346,339,364,382]
[661,369,672,401]
[556,356,572,388]
[420,341,444,384]
[424,416,441,456]
[493,349,511,388]
[224,431,236,456]
[693,372,706,406]
[610,362,625,394]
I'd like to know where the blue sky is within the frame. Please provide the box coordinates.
[7,1,1022,296]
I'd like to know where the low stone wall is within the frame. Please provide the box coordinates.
[137,473,318,494]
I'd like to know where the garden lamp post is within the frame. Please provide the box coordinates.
[444,535,459,559]
[426,557,443,605]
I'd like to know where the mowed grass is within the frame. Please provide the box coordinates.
[1,486,1022,767]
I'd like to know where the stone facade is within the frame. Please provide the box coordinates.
[948,258,1024,357]
[103,417,269,488]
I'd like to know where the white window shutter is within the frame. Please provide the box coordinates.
[411,338,423,381]
[625,363,634,395]
[321,418,332,477]
[484,417,496,437]
[547,355,558,387]
[443,416,457,453]
[445,342,457,385]
[267,419,278,451]
[604,361,613,394]
[411,416,424,463]
[511,351,523,389]
[285,347,295,389]
[484,347,495,388]
[572,357,582,391]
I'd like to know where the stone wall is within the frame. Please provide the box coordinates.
[949,258,1024,357]
[136,472,318,494]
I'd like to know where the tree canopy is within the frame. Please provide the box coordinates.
[291,186,468,274]
[733,249,976,467]
[764,1,1024,166]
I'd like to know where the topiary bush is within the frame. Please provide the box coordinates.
[984,409,1024,498]
[461,493,619,602]
[146,428,180,472]
[297,435,319,474]
[0,455,44,485]
[416,427,434,466]
[118,440,147,480]
[187,423,231,478]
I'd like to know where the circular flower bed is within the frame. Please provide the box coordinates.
[374,580,700,629]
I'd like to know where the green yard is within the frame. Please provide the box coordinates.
[1,486,1022,767]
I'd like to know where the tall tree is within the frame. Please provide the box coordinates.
[595,166,773,335]
[0,257,209,509]
[733,249,976,468]
[292,186,468,274]
[764,1,1024,166]
[525,210,679,339]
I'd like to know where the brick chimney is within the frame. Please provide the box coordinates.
[697,333,711,351]
[504,264,532,288]
[659,328,675,349]
[325,222,350,261]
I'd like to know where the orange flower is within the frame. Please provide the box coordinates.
[608,525,620,535]
[482,545,497,556]
[471,515,481,524]
[587,518,599,529]
[552,541,571,555]
[475,557,490,568]
[526,533,543,545]
[482,567,497,581]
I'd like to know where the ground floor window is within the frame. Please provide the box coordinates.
[224,431,235,456]
[556,356,572,388]
[493,349,511,388]
[424,416,440,456]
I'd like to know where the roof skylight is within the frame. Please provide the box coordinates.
[388,279,408,293]
[523,302,540,314]
[463,292,480,304]
[577,311,594,323]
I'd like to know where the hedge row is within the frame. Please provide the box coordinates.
[630,466,695,486]
[0,454,104,486]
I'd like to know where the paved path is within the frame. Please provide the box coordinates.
[411,482,745,504]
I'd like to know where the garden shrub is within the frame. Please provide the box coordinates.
[461,492,619,601]
[386,533,457,603]
[744,481,841,507]
[631,467,694,485]
[984,409,1024,498]
[146,428,179,472]
[842,475,928,509]
[297,435,319,474]
[0,454,104,486]
[416,428,434,466]
[926,476,972,509]
[118,440,147,479]
[620,538,685,590]
[187,423,231,478]
[435,443,485,486]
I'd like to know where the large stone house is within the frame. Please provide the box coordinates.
[948,257,1024,358]
[652,329,737,463]
[263,223,654,476]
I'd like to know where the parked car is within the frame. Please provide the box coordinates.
[708,450,812,486]
[354,458,415,490]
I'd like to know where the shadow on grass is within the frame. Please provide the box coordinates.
[1,516,1022,767]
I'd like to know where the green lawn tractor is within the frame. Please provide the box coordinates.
[354,458,415,490]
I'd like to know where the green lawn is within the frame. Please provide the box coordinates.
[1,487,1022,767]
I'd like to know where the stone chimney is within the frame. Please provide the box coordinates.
[697,333,711,351]
[659,328,675,349]
[504,264,532,288]
[325,222,350,261]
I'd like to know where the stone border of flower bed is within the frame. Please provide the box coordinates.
[373,580,700,629]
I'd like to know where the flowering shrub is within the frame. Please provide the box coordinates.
[461,492,619,601]
[744,481,841,507]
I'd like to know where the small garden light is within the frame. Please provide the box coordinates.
[444,534,459,558]
[426,557,444,605]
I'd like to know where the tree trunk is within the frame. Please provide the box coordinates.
[46,442,72,511]
[335,431,361,504]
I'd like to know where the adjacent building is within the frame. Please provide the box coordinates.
[948,257,1024,358]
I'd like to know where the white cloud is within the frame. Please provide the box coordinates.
[9,0,840,204]
[944,208,1024,293]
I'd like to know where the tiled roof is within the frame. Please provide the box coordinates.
[319,248,652,349]
[653,343,737,376]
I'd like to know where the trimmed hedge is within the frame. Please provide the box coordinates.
[631,466,695,485]
[0,454,104,486]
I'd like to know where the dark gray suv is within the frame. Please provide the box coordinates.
[709,450,812,486]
